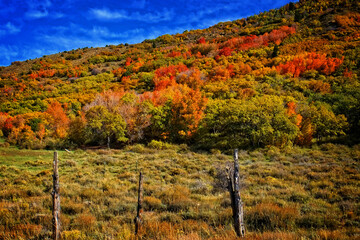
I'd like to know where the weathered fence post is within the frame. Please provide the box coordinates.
[134,172,143,236]
[52,151,61,240]
[228,149,245,237]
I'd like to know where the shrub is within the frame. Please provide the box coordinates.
[0,142,10,148]
[160,212,182,224]
[246,203,299,231]
[288,191,309,203]
[297,213,325,229]
[73,214,96,230]
[62,230,83,240]
[62,200,84,215]
[148,140,172,150]
[141,221,176,239]
[144,196,166,211]
[160,185,193,212]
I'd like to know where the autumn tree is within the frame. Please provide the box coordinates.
[115,92,151,143]
[0,112,12,137]
[84,90,152,143]
[85,106,127,148]
[297,102,348,142]
[169,84,208,142]
[45,102,70,139]
[68,113,87,146]
[197,96,298,150]
[153,63,188,91]
[6,116,39,149]
[176,68,205,89]
[276,53,344,77]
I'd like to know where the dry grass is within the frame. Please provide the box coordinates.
[0,144,359,239]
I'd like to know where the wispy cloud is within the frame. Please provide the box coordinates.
[89,8,127,20]
[88,26,144,39]
[175,0,293,27]
[25,0,52,19]
[0,45,20,66]
[25,10,49,19]
[0,22,21,37]
[89,8,174,23]
[37,24,147,50]
[5,22,20,34]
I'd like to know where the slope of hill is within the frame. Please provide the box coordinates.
[1,1,360,239]
[0,0,359,151]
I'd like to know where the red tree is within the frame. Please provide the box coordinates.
[46,102,70,138]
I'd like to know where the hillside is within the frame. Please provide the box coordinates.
[0,0,360,150]
[1,1,360,239]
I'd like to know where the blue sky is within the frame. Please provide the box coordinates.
[0,0,295,66]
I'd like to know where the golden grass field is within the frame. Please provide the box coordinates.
[0,143,360,239]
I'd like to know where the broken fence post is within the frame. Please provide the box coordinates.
[134,172,143,236]
[52,151,61,240]
[228,149,245,237]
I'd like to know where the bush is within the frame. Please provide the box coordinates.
[62,230,83,240]
[73,214,96,230]
[160,185,193,212]
[246,203,299,231]
[148,140,179,150]
[62,200,84,215]
[144,196,166,211]
[0,142,10,148]
[297,213,325,229]
[148,140,168,150]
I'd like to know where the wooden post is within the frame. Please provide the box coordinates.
[228,149,245,237]
[52,151,61,240]
[134,172,143,236]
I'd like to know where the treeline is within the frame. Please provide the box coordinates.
[0,87,351,150]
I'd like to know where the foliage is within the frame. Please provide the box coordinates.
[85,106,127,147]
[197,96,299,150]
[0,0,359,149]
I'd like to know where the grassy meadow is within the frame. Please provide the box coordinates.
[0,143,360,239]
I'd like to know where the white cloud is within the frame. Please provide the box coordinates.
[25,10,49,19]
[89,8,127,20]
[24,0,54,19]
[36,24,147,50]
[6,22,21,34]
[26,0,52,10]
[89,7,174,23]
[0,45,20,66]
[0,22,21,37]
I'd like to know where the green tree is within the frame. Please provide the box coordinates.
[197,96,298,150]
[85,106,127,148]
[68,115,87,146]
[298,102,348,141]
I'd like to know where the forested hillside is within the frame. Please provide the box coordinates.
[1,1,360,239]
[0,0,359,150]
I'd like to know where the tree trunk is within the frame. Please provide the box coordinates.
[52,152,61,240]
[228,149,245,237]
[134,172,143,236]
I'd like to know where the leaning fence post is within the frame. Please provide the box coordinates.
[228,149,245,237]
[134,172,143,236]
[52,151,61,240]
